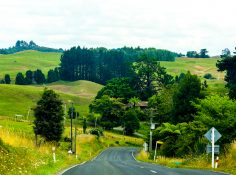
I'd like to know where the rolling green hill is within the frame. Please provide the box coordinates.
[0,80,103,118]
[0,50,61,80]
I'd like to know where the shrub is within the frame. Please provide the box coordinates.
[203,73,215,79]
[90,128,103,137]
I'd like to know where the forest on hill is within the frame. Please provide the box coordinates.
[0,40,63,54]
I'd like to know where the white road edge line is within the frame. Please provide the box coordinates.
[57,161,86,175]
[150,170,157,174]
[131,151,140,162]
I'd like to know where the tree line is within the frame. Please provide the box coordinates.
[0,68,60,85]
[59,46,178,85]
[0,40,63,54]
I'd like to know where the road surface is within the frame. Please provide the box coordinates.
[62,147,229,175]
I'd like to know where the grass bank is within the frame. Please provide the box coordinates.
[0,118,143,175]
[136,142,236,175]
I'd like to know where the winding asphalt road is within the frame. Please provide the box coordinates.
[62,147,229,175]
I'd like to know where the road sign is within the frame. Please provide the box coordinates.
[206,144,220,154]
[204,127,222,143]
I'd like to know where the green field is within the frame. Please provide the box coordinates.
[161,57,225,79]
[0,80,103,118]
[0,50,61,80]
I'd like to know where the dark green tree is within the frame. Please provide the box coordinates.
[216,55,236,99]
[33,89,64,142]
[34,69,46,84]
[4,74,11,84]
[95,77,136,103]
[47,69,57,83]
[15,72,26,85]
[89,95,124,130]
[199,49,209,58]
[123,109,140,135]
[132,54,173,100]
[172,71,202,123]
[25,70,33,84]
[194,95,236,149]
[83,118,87,134]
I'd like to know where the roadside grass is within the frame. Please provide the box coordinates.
[136,142,236,175]
[0,118,143,175]
[0,50,61,81]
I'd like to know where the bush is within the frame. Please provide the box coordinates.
[90,128,103,137]
[203,73,215,79]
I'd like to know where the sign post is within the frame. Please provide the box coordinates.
[211,127,214,168]
[204,127,221,169]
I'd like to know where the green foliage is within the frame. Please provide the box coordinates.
[148,87,175,124]
[96,77,136,103]
[15,72,26,85]
[132,54,174,100]
[172,71,202,123]
[89,128,103,137]
[194,95,236,148]
[34,69,46,84]
[153,121,207,157]
[123,108,140,135]
[89,95,125,130]
[216,55,236,99]
[203,73,215,79]
[4,74,11,84]
[83,118,87,134]
[128,97,141,108]
[33,88,64,142]
[47,68,60,83]
[0,40,63,54]
[25,70,33,84]
[186,49,209,58]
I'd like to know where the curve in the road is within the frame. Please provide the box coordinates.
[62,147,230,175]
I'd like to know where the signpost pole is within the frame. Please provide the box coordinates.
[211,127,215,168]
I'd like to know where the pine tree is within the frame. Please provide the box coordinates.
[15,72,26,85]
[4,74,11,84]
[34,69,46,84]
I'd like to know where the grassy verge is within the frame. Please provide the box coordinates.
[0,118,143,175]
[136,143,236,175]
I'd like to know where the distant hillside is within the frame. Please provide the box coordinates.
[0,50,61,80]
[0,40,63,54]
[0,80,103,118]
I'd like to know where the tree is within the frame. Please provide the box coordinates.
[194,95,236,149]
[186,51,198,58]
[132,54,173,100]
[25,70,33,84]
[34,69,46,84]
[123,109,140,135]
[15,72,26,85]
[4,74,11,84]
[221,48,231,58]
[89,95,124,130]
[47,69,57,83]
[83,118,87,134]
[199,49,209,58]
[96,77,136,103]
[172,71,202,123]
[148,87,175,124]
[128,97,141,108]
[216,55,236,99]
[33,89,64,142]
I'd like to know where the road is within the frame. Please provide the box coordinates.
[62,147,228,175]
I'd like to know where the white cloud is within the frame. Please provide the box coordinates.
[0,0,235,55]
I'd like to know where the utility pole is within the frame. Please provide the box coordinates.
[74,111,77,158]
[70,102,73,153]
[149,109,154,152]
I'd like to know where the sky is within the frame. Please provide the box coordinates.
[0,0,235,55]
